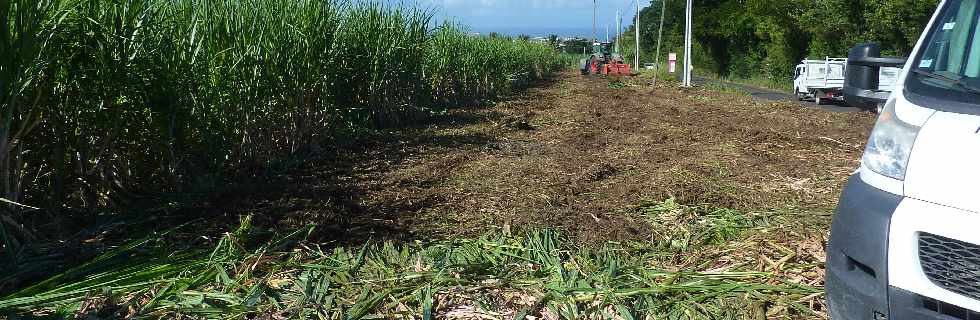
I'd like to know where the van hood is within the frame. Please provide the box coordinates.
[904,110,980,213]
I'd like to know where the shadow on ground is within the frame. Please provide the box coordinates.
[0,99,512,296]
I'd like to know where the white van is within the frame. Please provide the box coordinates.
[827,0,980,319]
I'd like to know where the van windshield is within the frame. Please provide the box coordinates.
[909,0,980,103]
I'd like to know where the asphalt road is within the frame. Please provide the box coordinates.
[692,75,863,113]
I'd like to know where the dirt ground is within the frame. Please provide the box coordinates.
[237,71,877,245]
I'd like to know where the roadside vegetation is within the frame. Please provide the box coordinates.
[699,73,794,94]
[699,81,755,96]
[620,0,938,88]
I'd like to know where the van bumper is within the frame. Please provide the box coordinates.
[826,175,901,320]
[826,175,975,319]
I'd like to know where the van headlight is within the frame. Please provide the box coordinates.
[862,99,922,180]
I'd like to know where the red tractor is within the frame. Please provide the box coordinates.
[580,42,632,76]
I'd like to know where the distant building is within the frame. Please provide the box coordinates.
[558,37,591,54]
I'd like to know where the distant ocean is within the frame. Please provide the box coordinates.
[468,26,597,39]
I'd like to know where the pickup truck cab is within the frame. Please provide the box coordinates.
[827,0,980,319]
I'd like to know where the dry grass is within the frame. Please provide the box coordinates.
[331,71,876,244]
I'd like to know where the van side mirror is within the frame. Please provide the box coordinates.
[844,43,907,109]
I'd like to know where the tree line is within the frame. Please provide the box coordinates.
[627,0,939,81]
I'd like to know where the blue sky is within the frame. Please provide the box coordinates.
[417,0,652,38]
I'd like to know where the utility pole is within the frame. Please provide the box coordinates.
[682,0,692,87]
[616,10,621,53]
[634,0,641,70]
[653,0,666,85]
[592,0,597,42]
[606,25,610,42]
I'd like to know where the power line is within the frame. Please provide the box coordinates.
[610,0,639,61]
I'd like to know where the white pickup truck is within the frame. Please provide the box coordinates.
[794,58,903,108]
[794,58,847,105]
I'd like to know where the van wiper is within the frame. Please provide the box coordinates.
[912,69,980,96]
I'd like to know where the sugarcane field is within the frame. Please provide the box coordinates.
[4,0,967,319]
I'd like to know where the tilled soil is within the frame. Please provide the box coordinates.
[254,71,876,245]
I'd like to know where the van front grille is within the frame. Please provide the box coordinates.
[923,295,980,320]
[919,232,980,301]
